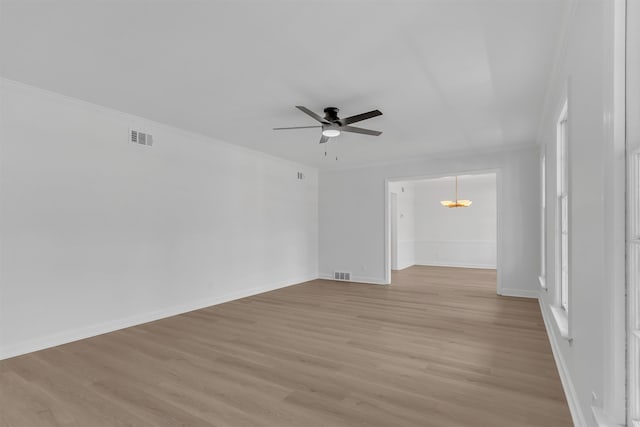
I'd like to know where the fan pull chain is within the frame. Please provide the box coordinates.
[321,141,339,161]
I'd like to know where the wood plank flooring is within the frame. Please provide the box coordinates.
[0,266,572,426]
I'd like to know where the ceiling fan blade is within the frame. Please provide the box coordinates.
[341,109,382,125]
[341,125,382,136]
[296,106,329,124]
[273,125,322,130]
[319,134,329,144]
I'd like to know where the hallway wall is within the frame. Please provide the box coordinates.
[389,182,415,270]
[535,0,626,425]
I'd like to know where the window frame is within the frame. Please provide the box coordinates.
[552,99,570,339]
[539,154,547,290]
[629,150,640,425]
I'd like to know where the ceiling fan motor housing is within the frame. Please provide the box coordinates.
[323,107,341,124]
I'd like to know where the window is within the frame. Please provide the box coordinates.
[539,155,546,289]
[556,101,569,312]
[550,100,570,339]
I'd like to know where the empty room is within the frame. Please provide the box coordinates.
[389,174,498,271]
[0,0,637,426]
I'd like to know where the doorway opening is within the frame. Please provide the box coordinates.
[385,171,502,294]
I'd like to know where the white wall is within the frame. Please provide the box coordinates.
[389,182,415,270]
[536,0,626,425]
[412,174,496,269]
[628,2,640,425]
[0,79,319,359]
[631,2,640,155]
[319,146,539,297]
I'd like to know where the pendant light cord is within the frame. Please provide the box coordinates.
[455,176,458,203]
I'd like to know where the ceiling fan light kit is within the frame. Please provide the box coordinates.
[322,128,341,138]
[274,106,383,144]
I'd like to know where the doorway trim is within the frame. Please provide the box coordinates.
[384,168,503,295]
[390,192,399,270]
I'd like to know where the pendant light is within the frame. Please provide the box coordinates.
[440,176,472,208]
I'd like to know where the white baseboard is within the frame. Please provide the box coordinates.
[415,261,497,269]
[392,263,415,271]
[591,406,625,427]
[318,274,389,285]
[539,298,587,427]
[0,274,317,361]
[498,288,539,298]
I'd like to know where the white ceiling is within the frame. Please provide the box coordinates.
[0,0,566,169]
[394,172,496,189]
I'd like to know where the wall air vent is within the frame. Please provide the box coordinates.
[129,129,154,147]
[334,271,351,281]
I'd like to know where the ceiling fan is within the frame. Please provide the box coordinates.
[273,106,383,144]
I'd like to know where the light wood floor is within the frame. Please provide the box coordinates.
[0,266,571,426]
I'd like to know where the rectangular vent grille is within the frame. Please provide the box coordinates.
[129,130,153,147]
[334,271,351,281]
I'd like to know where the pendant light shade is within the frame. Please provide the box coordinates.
[440,176,472,208]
